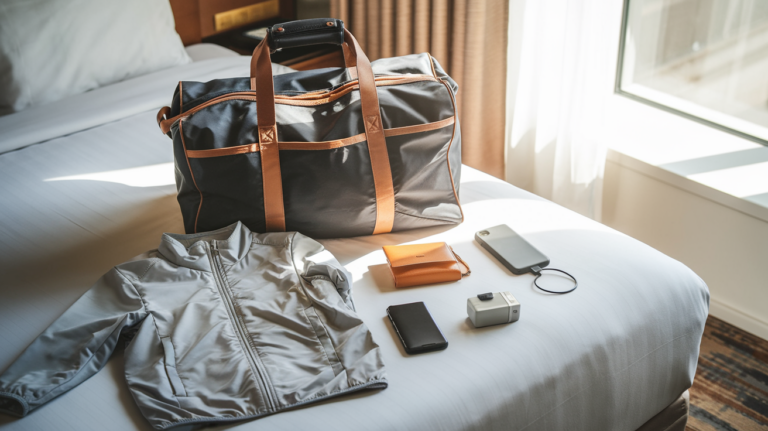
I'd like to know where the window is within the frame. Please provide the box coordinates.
[617,0,768,145]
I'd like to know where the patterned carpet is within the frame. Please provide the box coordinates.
[687,316,768,431]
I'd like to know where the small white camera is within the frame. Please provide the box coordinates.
[467,292,520,328]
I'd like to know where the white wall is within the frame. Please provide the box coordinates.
[602,152,768,340]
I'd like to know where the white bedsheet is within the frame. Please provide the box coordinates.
[0,52,709,431]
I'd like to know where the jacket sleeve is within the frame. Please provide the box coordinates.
[0,267,147,417]
[290,232,354,310]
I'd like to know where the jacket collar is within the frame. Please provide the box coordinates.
[158,221,253,271]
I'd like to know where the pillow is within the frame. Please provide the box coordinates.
[0,0,191,114]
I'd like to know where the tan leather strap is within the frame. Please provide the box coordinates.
[258,125,285,231]
[342,42,358,79]
[251,38,286,232]
[343,31,394,234]
[156,106,171,129]
[450,247,471,276]
[250,29,395,235]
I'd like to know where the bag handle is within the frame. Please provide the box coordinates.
[250,21,395,234]
[268,18,344,50]
[267,18,357,75]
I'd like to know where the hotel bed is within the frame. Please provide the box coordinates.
[0,45,708,431]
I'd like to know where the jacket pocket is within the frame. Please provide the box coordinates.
[160,337,187,397]
[303,307,343,375]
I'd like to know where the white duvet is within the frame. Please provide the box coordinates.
[0,46,709,431]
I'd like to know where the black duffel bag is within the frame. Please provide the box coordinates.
[157,18,463,238]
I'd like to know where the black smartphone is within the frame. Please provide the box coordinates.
[386,302,448,355]
[475,224,549,274]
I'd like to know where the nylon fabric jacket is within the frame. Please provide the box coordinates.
[0,222,387,429]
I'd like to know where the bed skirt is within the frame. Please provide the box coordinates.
[636,390,689,431]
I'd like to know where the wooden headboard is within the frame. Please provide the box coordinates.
[169,0,295,46]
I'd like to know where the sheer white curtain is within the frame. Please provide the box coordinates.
[504,0,624,220]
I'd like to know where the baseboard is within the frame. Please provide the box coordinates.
[709,298,768,341]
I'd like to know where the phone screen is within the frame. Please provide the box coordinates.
[475,225,549,274]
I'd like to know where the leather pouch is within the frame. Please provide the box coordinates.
[382,242,470,288]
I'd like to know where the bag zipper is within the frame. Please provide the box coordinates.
[208,240,277,412]
[161,74,438,134]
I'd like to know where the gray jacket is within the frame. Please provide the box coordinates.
[0,222,387,429]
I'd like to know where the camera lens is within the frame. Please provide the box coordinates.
[478,230,489,236]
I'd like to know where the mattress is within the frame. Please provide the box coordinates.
[0,46,709,431]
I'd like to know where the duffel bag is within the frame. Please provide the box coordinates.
[157,18,463,238]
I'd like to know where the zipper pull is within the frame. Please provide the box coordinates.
[211,240,219,256]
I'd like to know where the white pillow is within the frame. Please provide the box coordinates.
[0,0,191,114]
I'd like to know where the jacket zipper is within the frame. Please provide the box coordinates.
[208,240,276,412]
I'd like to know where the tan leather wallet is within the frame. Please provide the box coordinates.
[382,242,470,288]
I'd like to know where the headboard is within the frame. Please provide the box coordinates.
[169,0,295,46]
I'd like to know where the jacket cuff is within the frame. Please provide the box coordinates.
[0,392,29,417]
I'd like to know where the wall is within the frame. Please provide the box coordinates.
[602,152,768,340]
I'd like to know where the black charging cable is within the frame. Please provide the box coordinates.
[530,266,578,294]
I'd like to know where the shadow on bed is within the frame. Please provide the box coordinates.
[321,223,456,266]
[0,187,182,372]
[367,263,396,292]
[107,345,157,431]
[459,180,543,206]
[1,190,181,300]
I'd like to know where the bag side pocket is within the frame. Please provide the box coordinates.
[160,336,187,397]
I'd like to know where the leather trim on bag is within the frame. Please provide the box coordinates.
[158,75,435,134]
[252,38,286,232]
[383,116,455,138]
[343,31,394,235]
[279,133,367,150]
[427,54,438,78]
[179,81,184,114]
[184,116,455,158]
[156,106,170,129]
[342,42,358,79]
[187,144,262,158]
[179,120,204,233]
[439,79,464,223]
[282,75,431,106]
[259,125,286,232]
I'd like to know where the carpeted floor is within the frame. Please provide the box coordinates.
[687,316,768,430]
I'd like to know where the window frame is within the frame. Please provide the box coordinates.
[614,0,768,147]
